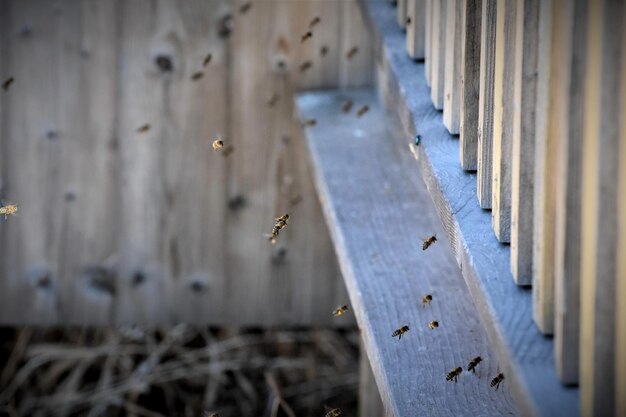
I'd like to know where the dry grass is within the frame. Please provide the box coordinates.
[0,326,359,417]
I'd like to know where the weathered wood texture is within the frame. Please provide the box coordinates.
[459,0,481,171]
[443,0,462,134]
[531,0,557,335]
[509,0,538,285]
[406,0,425,59]
[429,0,446,109]
[359,1,580,415]
[359,342,387,417]
[297,89,517,417]
[424,0,432,85]
[0,0,372,325]
[491,0,516,242]
[579,0,624,415]
[476,0,496,208]
[553,0,586,385]
[617,14,626,415]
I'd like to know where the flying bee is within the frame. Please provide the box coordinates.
[301,31,313,43]
[356,105,369,117]
[325,408,341,417]
[446,367,462,382]
[346,46,359,59]
[490,373,505,390]
[212,136,224,150]
[267,214,289,244]
[203,53,213,67]
[309,16,321,28]
[239,1,252,14]
[428,320,439,330]
[467,356,482,373]
[332,305,348,317]
[302,119,317,127]
[299,61,312,73]
[267,93,280,107]
[392,325,410,340]
[422,294,432,307]
[191,71,204,81]
[0,203,18,219]
[2,77,14,91]
[422,234,437,250]
[136,124,151,133]
[320,45,328,56]
[341,100,353,113]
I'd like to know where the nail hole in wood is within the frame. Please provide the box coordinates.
[132,270,146,286]
[228,194,246,211]
[84,266,116,296]
[155,55,174,72]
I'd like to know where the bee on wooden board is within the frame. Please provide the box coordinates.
[212,135,224,150]
[490,373,505,390]
[136,124,151,133]
[422,294,432,307]
[428,320,439,330]
[300,61,312,73]
[239,1,252,14]
[2,77,14,91]
[341,100,353,113]
[325,407,341,417]
[267,93,280,108]
[309,16,321,28]
[301,31,313,43]
[191,71,204,81]
[0,203,18,219]
[332,305,348,317]
[267,213,289,244]
[346,46,359,60]
[422,234,437,250]
[467,356,482,373]
[203,53,213,67]
[356,105,369,117]
[302,119,317,127]
[446,367,462,382]
[392,325,410,340]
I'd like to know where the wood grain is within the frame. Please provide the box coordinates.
[443,0,462,134]
[429,0,446,109]
[359,342,387,417]
[297,89,517,417]
[459,0,481,171]
[477,0,497,209]
[406,0,425,60]
[510,0,538,285]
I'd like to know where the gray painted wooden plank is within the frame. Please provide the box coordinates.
[579,0,624,415]
[477,0,497,208]
[359,342,387,417]
[617,20,626,416]
[553,0,586,385]
[406,0,425,59]
[459,0,482,171]
[296,90,518,417]
[357,1,580,415]
[510,0,538,285]
[430,0,446,109]
[443,0,462,134]
[424,0,432,84]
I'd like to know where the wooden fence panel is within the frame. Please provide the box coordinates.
[443,0,462,134]
[429,0,446,109]
[424,0,432,84]
[617,18,626,414]
[406,0,425,59]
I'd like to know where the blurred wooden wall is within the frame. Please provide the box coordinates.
[0,0,373,325]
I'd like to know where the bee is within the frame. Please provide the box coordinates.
[203,53,213,67]
[191,71,204,81]
[212,136,224,150]
[320,45,328,56]
[309,16,321,28]
[346,46,359,59]
[325,408,341,417]
[356,105,369,117]
[422,294,432,307]
[0,203,18,219]
[3,77,15,91]
[301,31,313,43]
[490,373,505,390]
[136,124,151,133]
[428,320,439,330]
[222,145,235,157]
[332,305,348,317]
[446,367,462,382]
[239,1,252,14]
[467,356,482,373]
[302,119,317,127]
[267,93,280,107]
[422,234,437,250]
[341,100,353,113]
[267,214,289,244]
[392,325,410,340]
[299,61,312,73]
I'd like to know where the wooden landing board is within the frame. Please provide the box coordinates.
[296,90,517,417]
[357,1,580,415]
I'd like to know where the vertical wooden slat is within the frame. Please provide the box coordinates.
[359,344,387,417]
[510,0,538,284]
[443,0,462,134]
[580,0,624,415]
[397,0,408,29]
[553,0,586,384]
[406,0,425,59]
[430,0,446,109]
[459,0,481,170]
[476,0,496,208]
[491,0,516,242]
[424,0,432,85]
